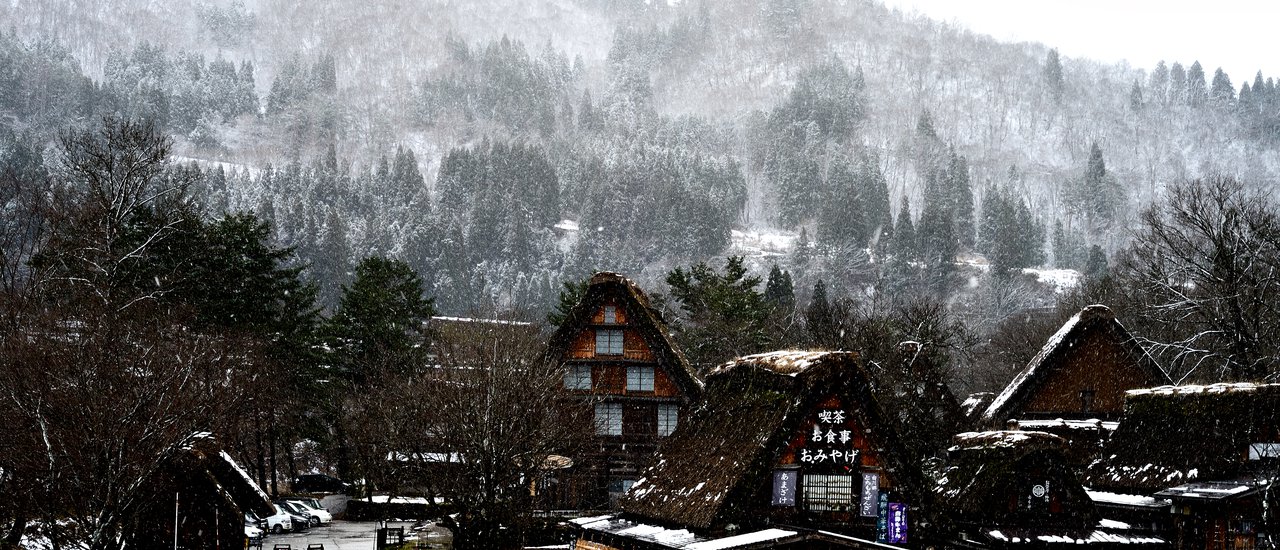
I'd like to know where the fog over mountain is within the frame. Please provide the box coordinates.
[2,0,1277,332]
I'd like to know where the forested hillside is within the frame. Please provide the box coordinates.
[3,0,1279,388]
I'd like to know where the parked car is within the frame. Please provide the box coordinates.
[244,524,264,546]
[292,473,350,494]
[262,508,293,534]
[275,500,325,527]
[283,498,332,525]
[244,512,268,533]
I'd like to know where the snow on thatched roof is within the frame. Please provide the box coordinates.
[704,350,831,377]
[181,435,274,518]
[574,515,803,549]
[981,305,1167,426]
[936,430,1100,536]
[1086,490,1171,510]
[1086,382,1280,492]
[547,271,702,397]
[949,430,1065,452]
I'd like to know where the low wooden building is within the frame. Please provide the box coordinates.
[573,350,937,548]
[1086,383,1280,550]
[547,272,703,508]
[935,431,1165,548]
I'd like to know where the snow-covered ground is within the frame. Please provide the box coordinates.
[729,228,798,259]
[1022,268,1081,294]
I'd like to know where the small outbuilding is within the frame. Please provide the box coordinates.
[129,433,275,549]
[935,431,1164,548]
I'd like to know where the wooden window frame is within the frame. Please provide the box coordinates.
[595,402,622,436]
[595,329,624,355]
[564,365,592,390]
[802,473,854,512]
[657,403,678,436]
[626,365,655,392]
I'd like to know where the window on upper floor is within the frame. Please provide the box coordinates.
[564,365,591,390]
[595,402,622,436]
[603,305,618,324]
[595,329,624,355]
[658,403,678,436]
[627,365,654,392]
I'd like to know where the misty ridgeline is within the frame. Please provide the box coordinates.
[3,0,1280,394]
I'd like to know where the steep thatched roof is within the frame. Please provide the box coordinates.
[620,351,929,531]
[183,434,275,518]
[937,431,1099,533]
[547,271,702,398]
[1086,383,1280,492]
[981,305,1168,426]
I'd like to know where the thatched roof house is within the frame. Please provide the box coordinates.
[615,351,934,541]
[547,272,701,399]
[1085,383,1280,550]
[934,431,1162,548]
[129,433,274,549]
[981,305,1168,428]
[1086,383,1280,493]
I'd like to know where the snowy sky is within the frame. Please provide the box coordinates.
[878,0,1278,85]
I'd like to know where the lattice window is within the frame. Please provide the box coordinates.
[595,329,624,355]
[802,474,854,512]
[564,365,591,390]
[658,403,679,436]
[595,402,622,435]
[627,365,654,391]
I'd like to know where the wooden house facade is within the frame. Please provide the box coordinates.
[547,272,703,509]
[1086,383,1280,550]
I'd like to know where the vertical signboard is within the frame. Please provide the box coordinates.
[876,491,889,543]
[886,503,908,543]
[859,473,880,517]
[771,470,797,507]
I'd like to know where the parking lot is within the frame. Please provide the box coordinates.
[255,519,452,550]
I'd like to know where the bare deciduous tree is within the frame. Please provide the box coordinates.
[1118,176,1280,382]
[372,319,594,550]
[0,306,252,550]
[37,116,197,312]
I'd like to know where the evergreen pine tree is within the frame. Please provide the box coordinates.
[1084,245,1108,279]
[805,279,837,347]
[892,196,918,261]
[327,256,435,382]
[1129,80,1144,112]
[764,264,796,313]
[1210,67,1234,105]
[945,148,975,249]
[1149,61,1169,105]
[859,150,893,250]
[817,156,864,248]
[1169,62,1187,105]
[1043,48,1065,103]
[1187,61,1208,107]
